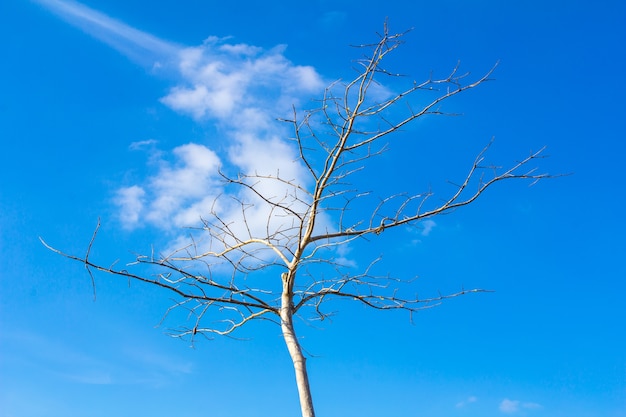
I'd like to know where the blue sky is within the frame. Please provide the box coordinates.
[1,0,625,416]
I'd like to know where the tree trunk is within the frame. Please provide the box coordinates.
[281,279,315,417]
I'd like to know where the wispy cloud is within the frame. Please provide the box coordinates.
[456,395,478,408]
[499,398,542,414]
[420,219,436,236]
[129,139,158,150]
[499,399,520,413]
[2,329,192,387]
[409,219,437,245]
[33,0,179,67]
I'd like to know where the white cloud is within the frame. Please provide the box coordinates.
[334,242,358,268]
[129,139,157,150]
[420,219,436,236]
[140,143,222,228]
[456,395,478,408]
[410,219,437,245]
[161,38,324,123]
[499,399,520,413]
[499,398,542,414]
[114,185,145,229]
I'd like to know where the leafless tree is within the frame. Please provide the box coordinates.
[43,24,550,417]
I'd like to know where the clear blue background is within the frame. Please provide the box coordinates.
[1,1,625,416]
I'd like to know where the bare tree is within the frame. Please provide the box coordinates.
[43,24,549,417]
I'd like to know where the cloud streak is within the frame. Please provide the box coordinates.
[499,398,542,414]
[456,395,477,408]
[33,0,179,67]
[2,329,192,387]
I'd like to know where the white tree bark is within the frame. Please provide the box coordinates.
[281,273,315,417]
